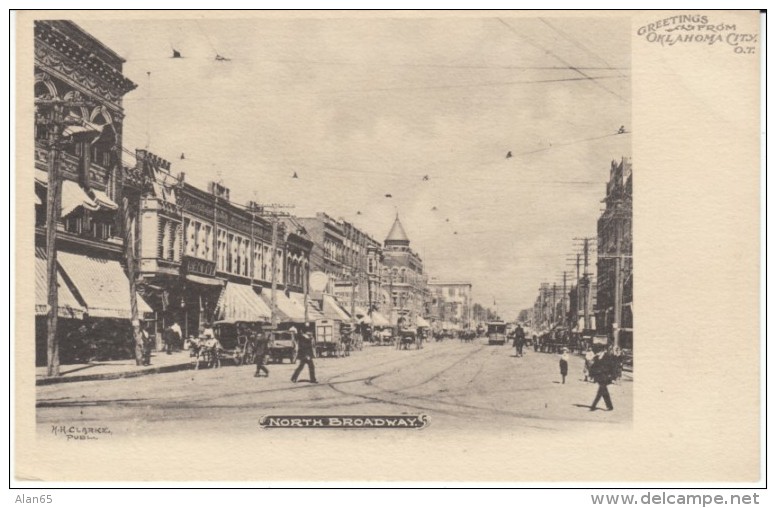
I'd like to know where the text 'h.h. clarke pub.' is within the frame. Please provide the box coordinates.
[33,20,470,369]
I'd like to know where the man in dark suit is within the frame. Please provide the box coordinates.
[589,346,615,411]
[291,332,317,384]
[254,332,270,378]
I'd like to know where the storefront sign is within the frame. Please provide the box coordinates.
[182,256,216,277]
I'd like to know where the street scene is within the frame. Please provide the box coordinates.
[32,16,632,434]
[37,340,632,435]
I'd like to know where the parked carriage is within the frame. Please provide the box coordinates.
[189,320,262,369]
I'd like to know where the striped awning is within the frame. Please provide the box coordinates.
[60,180,101,217]
[321,294,351,321]
[56,250,152,319]
[90,189,118,210]
[262,291,306,323]
[289,292,325,320]
[35,247,85,319]
[214,282,271,323]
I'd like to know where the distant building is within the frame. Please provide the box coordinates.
[596,157,633,348]
[380,214,429,325]
[427,280,472,330]
[296,213,382,314]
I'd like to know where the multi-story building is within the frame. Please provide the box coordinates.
[297,213,346,293]
[595,157,633,348]
[34,20,152,365]
[380,214,429,325]
[296,213,383,317]
[427,280,472,330]
[132,150,312,337]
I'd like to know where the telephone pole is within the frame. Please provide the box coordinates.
[36,97,94,376]
[574,237,596,330]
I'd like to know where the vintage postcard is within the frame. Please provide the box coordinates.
[14,10,762,483]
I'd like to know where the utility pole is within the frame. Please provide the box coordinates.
[36,97,92,376]
[574,237,596,331]
[613,220,623,349]
[551,284,557,325]
[350,268,357,326]
[562,271,567,327]
[44,102,63,377]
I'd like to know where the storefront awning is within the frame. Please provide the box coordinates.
[90,189,118,210]
[370,311,390,327]
[35,247,85,319]
[262,291,307,323]
[35,169,48,185]
[56,250,152,319]
[214,282,271,323]
[416,316,431,328]
[354,306,371,323]
[288,292,325,320]
[61,180,101,217]
[321,294,351,322]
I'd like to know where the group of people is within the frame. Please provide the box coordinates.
[572,344,623,411]
[510,327,622,412]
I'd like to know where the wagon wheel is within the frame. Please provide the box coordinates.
[234,352,244,367]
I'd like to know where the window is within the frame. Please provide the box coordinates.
[217,229,228,272]
[239,238,249,276]
[161,220,172,260]
[253,243,263,280]
[184,219,196,256]
[262,245,270,280]
[172,223,182,262]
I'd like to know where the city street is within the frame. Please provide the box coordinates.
[36,339,632,436]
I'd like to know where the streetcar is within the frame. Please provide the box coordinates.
[486,321,508,345]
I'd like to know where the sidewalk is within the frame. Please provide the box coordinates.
[36,350,194,386]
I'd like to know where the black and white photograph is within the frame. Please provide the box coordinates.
[13,9,762,486]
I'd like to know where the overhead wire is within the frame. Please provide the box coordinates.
[121,73,628,102]
[495,18,628,103]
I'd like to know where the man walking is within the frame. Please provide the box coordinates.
[291,331,318,384]
[254,331,270,378]
[589,346,615,411]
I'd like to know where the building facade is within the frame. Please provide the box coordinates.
[595,157,633,348]
[34,20,150,365]
[427,280,473,330]
[380,214,429,325]
[296,213,383,316]
[132,150,312,338]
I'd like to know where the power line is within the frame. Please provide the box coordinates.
[538,18,629,80]
[496,18,628,103]
[121,73,628,102]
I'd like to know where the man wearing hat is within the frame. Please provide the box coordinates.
[291,328,318,384]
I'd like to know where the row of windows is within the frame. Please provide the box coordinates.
[182,217,290,282]
[63,213,114,241]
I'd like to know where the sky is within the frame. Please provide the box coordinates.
[76,14,631,319]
